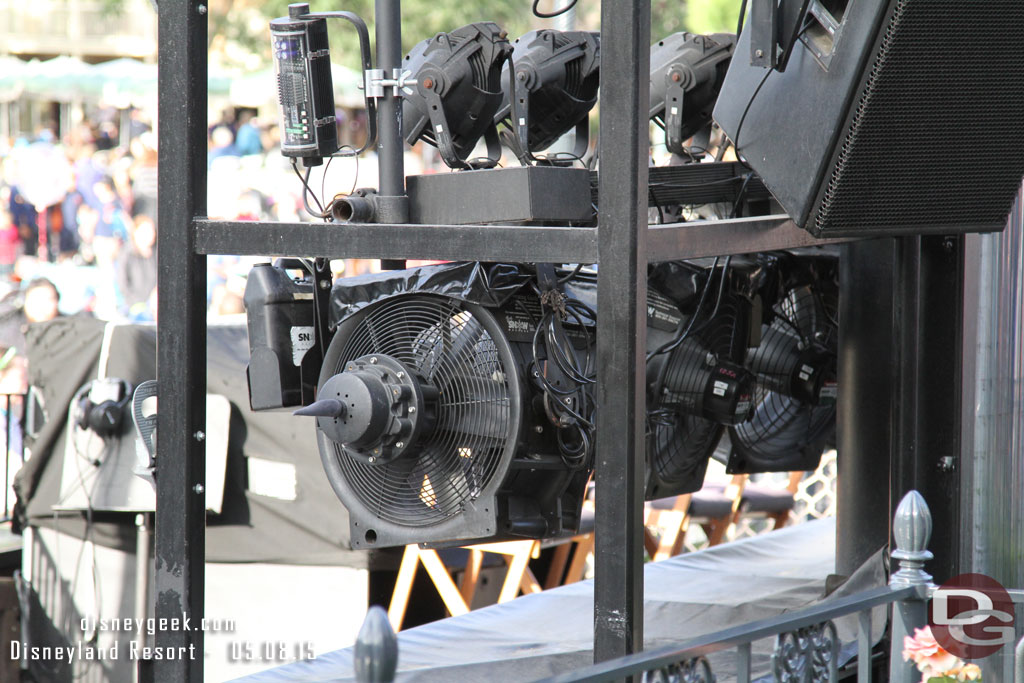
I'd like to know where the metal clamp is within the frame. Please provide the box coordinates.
[364,68,418,98]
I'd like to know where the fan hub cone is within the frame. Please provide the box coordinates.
[315,354,430,464]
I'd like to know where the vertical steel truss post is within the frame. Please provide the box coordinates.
[891,235,965,583]
[594,0,651,662]
[155,2,208,681]
[838,236,966,583]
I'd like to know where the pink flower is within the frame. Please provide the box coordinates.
[903,627,960,674]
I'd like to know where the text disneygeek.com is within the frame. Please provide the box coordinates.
[4,613,309,664]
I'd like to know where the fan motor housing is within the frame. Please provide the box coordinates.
[315,291,593,549]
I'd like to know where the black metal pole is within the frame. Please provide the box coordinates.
[838,236,965,582]
[374,0,408,270]
[891,235,965,583]
[155,2,208,681]
[836,240,895,576]
[594,0,650,664]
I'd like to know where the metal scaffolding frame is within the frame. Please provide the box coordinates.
[153,1,971,680]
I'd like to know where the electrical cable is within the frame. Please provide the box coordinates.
[733,21,813,156]
[320,155,333,215]
[523,282,597,470]
[292,159,331,220]
[737,0,750,35]
[533,0,579,19]
[731,68,773,158]
[646,171,754,359]
[556,263,585,284]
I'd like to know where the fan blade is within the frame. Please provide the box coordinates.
[746,323,801,380]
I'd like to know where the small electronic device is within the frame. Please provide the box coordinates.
[270,4,339,163]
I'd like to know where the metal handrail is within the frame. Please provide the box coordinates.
[539,585,920,683]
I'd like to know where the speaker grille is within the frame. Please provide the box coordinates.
[813,0,1024,236]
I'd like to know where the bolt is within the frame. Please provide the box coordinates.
[517,71,527,82]
[564,397,572,405]
[370,357,378,364]
[422,77,434,90]
[938,456,955,472]
[194,484,205,494]
[755,49,764,58]
[409,406,416,413]
[943,237,956,253]
[396,372,404,379]
[392,388,399,396]
[194,430,205,442]
[319,280,330,289]
[499,30,508,39]
[534,425,543,434]
[671,72,682,82]
[368,456,376,463]
[197,4,207,15]
[396,441,404,449]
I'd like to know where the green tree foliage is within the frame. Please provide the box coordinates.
[198,0,745,69]
[683,0,743,35]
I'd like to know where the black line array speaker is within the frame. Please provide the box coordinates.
[714,0,1024,238]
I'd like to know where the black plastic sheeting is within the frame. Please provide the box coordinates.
[239,519,886,683]
[328,262,534,327]
[13,316,398,568]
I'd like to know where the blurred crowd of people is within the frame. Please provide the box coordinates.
[0,104,437,399]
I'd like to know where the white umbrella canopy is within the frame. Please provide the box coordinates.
[94,57,157,108]
[21,55,101,100]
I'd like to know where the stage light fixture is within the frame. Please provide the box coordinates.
[649,32,735,157]
[402,23,513,169]
[494,29,600,164]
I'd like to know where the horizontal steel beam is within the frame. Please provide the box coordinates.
[196,216,852,263]
[647,215,857,261]
[194,219,599,263]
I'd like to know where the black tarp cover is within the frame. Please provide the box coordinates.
[13,316,397,568]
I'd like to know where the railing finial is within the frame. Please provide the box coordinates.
[890,490,934,588]
[354,605,398,683]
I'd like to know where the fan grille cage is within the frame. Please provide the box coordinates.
[329,296,513,527]
[651,292,745,485]
[731,284,837,463]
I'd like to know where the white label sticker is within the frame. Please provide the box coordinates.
[820,383,838,399]
[713,380,729,397]
[290,326,315,366]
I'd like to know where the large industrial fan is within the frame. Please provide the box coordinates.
[725,251,839,473]
[494,29,600,164]
[297,269,596,549]
[645,260,758,499]
[402,23,513,169]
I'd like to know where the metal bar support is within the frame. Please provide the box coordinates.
[857,609,872,683]
[374,0,408,270]
[155,1,208,680]
[593,0,651,663]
